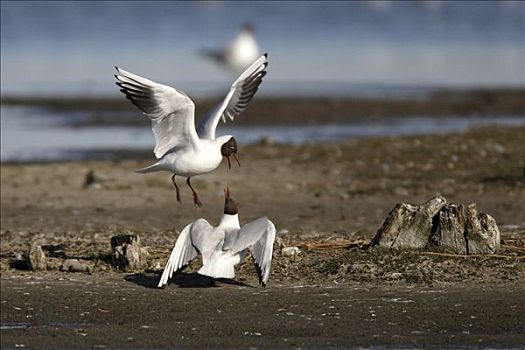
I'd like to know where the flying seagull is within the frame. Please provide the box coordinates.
[158,187,276,288]
[202,22,260,74]
[115,54,268,206]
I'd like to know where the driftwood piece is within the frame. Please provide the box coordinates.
[28,243,47,271]
[371,196,501,255]
[111,234,147,271]
[296,240,368,250]
[370,195,447,249]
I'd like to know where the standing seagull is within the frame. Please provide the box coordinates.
[158,187,276,288]
[115,54,268,207]
[202,22,260,74]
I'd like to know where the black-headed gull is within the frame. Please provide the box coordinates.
[115,54,268,207]
[202,22,260,74]
[158,187,276,288]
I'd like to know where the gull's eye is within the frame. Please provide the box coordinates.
[230,146,235,151]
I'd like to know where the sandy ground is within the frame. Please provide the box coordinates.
[1,124,525,348]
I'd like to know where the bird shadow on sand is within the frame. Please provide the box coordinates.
[125,272,254,289]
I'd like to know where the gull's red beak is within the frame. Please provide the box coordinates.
[224,186,230,198]
[233,153,241,167]
[227,156,232,170]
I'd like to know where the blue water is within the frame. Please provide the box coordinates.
[1,106,524,163]
[1,1,524,97]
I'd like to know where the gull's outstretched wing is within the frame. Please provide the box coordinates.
[158,223,198,288]
[115,67,200,158]
[196,54,268,140]
[187,219,218,256]
[158,219,217,288]
[223,217,276,286]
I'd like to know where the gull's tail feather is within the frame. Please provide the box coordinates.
[199,259,235,279]
[135,162,165,174]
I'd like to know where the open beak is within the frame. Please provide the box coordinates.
[233,153,241,167]
[226,153,240,170]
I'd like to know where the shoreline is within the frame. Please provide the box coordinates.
[2,88,524,127]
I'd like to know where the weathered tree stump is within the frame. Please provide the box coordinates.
[430,203,500,254]
[370,195,447,249]
[28,243,47,271]
[111,234,147,271]
[371,196,500,254]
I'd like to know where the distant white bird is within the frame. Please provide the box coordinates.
[202,22,260,74]
[158,187,276,288]
[114,54,268,207]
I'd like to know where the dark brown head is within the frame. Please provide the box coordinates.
[242,22,255,34]
[220,137,240,169]
[223,187,238,215]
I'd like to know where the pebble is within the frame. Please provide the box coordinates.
[281,247,301,256]
[60,259,92,273]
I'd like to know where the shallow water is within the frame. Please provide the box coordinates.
[2,2,524,96]
[1,105,524,162]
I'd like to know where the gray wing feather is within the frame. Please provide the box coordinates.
[157,223,197,288]
[225,217,276,286]
[196,54,268,140]
[115,67,200,158]
[187,219,217,256]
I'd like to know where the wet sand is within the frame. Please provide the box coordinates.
[1,124,525,348]
[1,273,524,349]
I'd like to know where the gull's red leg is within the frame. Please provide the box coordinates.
[186,177,203,207]
[171,174,181,203]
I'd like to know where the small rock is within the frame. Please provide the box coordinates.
[28,243,47,271]
[393,187,409,196]
[386,272,403,280]
[60,259,92,273]
[149,262,163,272]
[281,247,301,256]
[490,143,506,154]
[339,193,350,200]
[83,170,105,189]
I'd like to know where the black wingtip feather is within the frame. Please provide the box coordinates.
[253,261,265,286]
